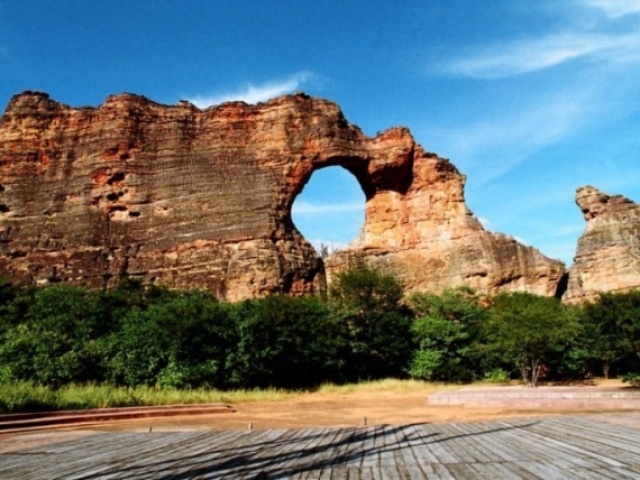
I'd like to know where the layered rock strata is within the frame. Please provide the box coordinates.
[324,146,565,297]
[564,186,640,303]
[0,91,565,300]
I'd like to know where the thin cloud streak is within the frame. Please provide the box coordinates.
[430,95,587,185]
[583,0,640,18]
[292,200,364,216]
[426,0,640,187]
[187,72,312,108]
[442,32,640,79]
[478,217,490,229]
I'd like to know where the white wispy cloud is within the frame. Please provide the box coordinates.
[443,32,640,79]
[582,0,640,18]
[550,226,586,239]
[512,235,530,246]
[439,0,640,79]
[292,200,364,216]
[429,93,588,185]
[427,0,640,185]
[186,71,313,108]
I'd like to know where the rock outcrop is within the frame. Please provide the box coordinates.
[0,91,565,300]
[564,186,640,303]
[325,145,565,298]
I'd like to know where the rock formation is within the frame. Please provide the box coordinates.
[0,91,565,300]
[325,145,566,298]
[564,186,640,303]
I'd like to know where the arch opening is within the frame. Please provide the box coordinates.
[291,166,366,258]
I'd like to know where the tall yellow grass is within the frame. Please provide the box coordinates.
[0,379,451,414]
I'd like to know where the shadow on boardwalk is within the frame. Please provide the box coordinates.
[3,414,640,478]
[81,422,538,479]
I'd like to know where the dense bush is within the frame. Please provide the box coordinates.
[0,285,107,386]
[478,292,581,387]
[227,295,344,388]
[1,272,640,394]
[104,290,235,388]
[408,288,486,382]
[329,265,414,380]
[580,290,640,378]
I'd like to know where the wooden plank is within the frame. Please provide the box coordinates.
[283,427,338,476]
[414,425,459,465]
[567,467,628,480]
[469,461,536,480]
[359,426,382,468]
[536,416,640,453]
[402,424,441,465]
[390,424,429,475]
[440,423,500,464]
[68,431,235,480]
[327,427,364,469]
[446,421,529,463]
[429,462,457,480]
[377,426,399,467]
[109,430,243,479]
[499,460,545,479]
[494,428,588,471]
[441,462,480,480]
[516,460,580,480]
[4,415,640,478]
[493,419,619,471]
[531,417,640,465]
[522,421,632,469]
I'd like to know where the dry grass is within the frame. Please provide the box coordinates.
[0,382,300,413]
[315,378,453,395]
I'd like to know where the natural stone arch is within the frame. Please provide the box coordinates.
[0,91,565,301]
[290,163,367,256]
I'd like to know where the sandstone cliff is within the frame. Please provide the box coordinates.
[564,186,640,303]
[0,91,565,300]
[325,144,566,297]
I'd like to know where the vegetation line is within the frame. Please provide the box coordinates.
[1,266,640,414]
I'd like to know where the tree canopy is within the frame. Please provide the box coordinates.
[480,292,581,387]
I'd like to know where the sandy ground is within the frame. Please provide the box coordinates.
[87,379,633,433]
[1,379,635,447]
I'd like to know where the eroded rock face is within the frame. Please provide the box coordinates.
[0,91,565,300]
[564,186,640,303]
[325,145,566,297]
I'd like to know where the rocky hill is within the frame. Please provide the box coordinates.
[0,91,567,300]
[565,186,640,303]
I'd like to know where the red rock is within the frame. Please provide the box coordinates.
[0,91,565,300]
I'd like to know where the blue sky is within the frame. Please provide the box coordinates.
[1,0,639,265]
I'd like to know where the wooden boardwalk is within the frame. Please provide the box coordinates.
[1,413,640,479]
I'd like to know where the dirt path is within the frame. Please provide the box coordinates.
[90,381,632,432]
[1,380,634,439]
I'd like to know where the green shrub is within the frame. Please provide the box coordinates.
[483,368,511,384]
[0,285,107,386]
[622,373,640,387]
[329,265,413,380]
[227,295,342,388]
[479,292,581,387]
[104,290,234,388]
[408,289,486,382]
[0,382,56,413]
